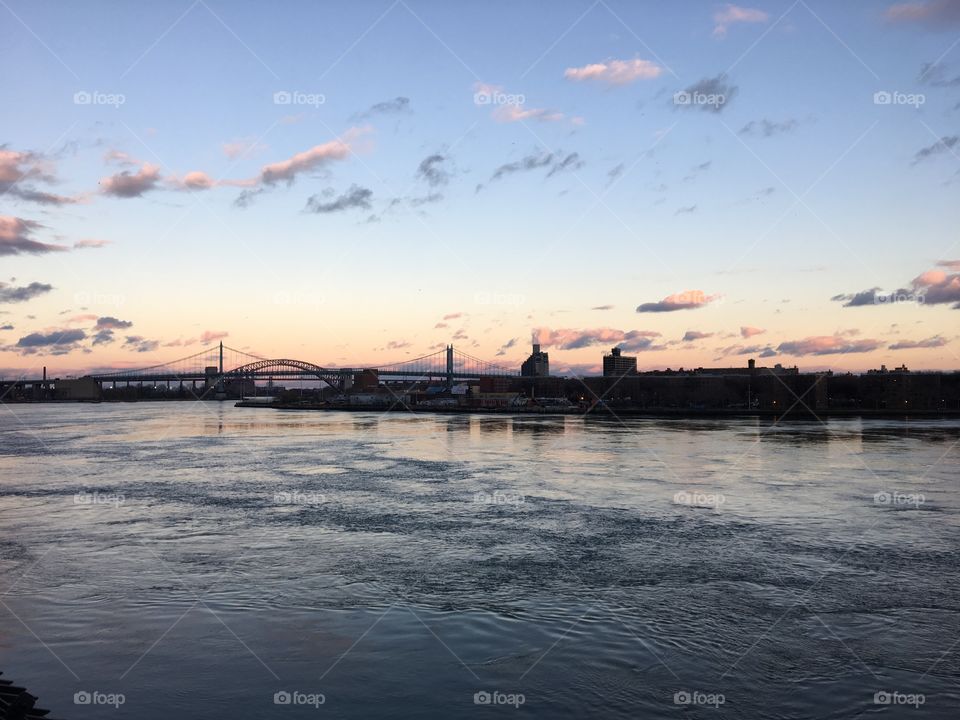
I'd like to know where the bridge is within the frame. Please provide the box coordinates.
[83,343,517,392]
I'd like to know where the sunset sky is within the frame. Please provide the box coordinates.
[2,0,959,377]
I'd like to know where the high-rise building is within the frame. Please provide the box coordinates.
[521,343,550,377]
[603,347,637,377]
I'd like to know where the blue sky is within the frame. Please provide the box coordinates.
[2,0,959,375]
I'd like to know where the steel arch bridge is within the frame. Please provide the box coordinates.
[226,358,350,389]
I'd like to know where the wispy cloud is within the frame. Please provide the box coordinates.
[637,290,720,313]
[713,4,769,37]
[564,58,663,84]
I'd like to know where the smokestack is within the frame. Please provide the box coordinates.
[748,358,756,370]
[43,366,46,381]
[533,343,540,354]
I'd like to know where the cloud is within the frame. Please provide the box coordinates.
[222,137,266,159]
[911,267,960,306]
[713,4,769,36]
[443,312,463,320]
[492,104,565,123]
[122,335,160,352]
[675,205,697,215]
[95,316,133,330]
[100,163,162,197]
[305,185,373,214]
[913,136,959,163]
[0,281,53,304]
[496,337,519,356]
[16,328,86,349]
[434,322,448,329]
[351,97,410,121]
[885,0,960,27]
[740,118,799,137]
[740,326,766,338]
[777,335,882,356]
[200,330,229,343]
[73,238,111,249]
[0,216,69,255]
[564,58,663,84]
[683,330,714,341]
[488,151,584,184]
[591,304,614,311]
[674,74,738,113]
[416,154,449,187]
[533,327,661,350]
[718,343,777,357]
[103,149,138,166]
[0,146,79,205]
[889,336,948,349]
[261,137,355,185]
[385,339,411,350]
[919,61,960,86]
[835,265,960,308]
[637,290,720,313]
[92,329,115,345]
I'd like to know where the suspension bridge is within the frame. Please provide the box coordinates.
[85,342,518,392]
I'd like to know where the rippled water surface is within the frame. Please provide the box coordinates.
[1,403,958,718]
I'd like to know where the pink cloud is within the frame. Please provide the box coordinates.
[912,267,960,306]
[0,216,68,255]
[683,330,714,341]
[777,335,882,356]
[885,0,960,26]
[564,58,663,84]
[740,326,766,338]
[73,238,111,249]
[636,290,721,313]
[713,4,769,36]
[492,105,564,123]
[889,336,948,350]
[100,163,162,198]
[533,327,662,350]
[200,330,229,343]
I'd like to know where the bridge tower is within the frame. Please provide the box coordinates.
[446,345,454,390]
[219,342,224,375]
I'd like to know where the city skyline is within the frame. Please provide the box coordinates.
[2,0,960,377]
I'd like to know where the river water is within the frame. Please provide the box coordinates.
[0,403,957,718]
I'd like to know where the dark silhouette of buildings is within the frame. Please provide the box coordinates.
[603,347,637,377]
[521,343,549,377]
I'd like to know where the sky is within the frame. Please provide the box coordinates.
[1,0,959,378]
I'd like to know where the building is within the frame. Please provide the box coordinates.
[603,347,637,377]
[520,343,549,377]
